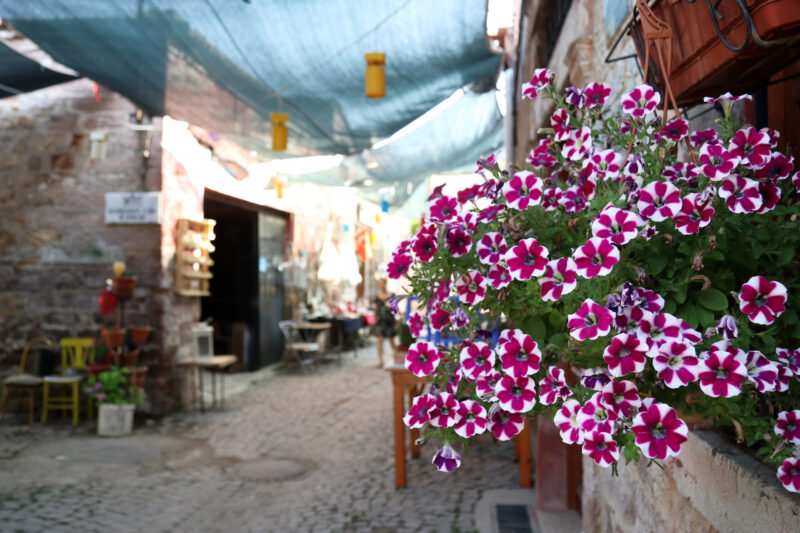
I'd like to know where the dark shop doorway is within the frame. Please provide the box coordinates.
[202,191,289,370]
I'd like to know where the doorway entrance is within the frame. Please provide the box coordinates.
[202,191,289,370]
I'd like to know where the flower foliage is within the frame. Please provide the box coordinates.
[392,71,800,491]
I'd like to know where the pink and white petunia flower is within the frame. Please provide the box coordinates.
[476,370,503,401]
[679,320,703,345]
[429,306,451,331]
[778,458,800,493]
[775,363,794,393]
[428,392,460,428]
[603,333,648,377]
[403,393,437,428]
[587,149,624,180]
[653,341,700,388]
[498,328,525,345]
[729,127,771,169]
[505,238,549,280]
[573,237,620,279]
[741,350,778,392]
[577,392,618,434]
[453,400,488,438]
[541,187,563,211]
[540,257,578,302]
[445,227,472,258]
[659,118,689,141]
[673,192,715,235]
[718,175,762,213]
[591,206,640,245]
[757,181,781,213]
[697,346,747,397]
[429,195,459,222]
[476,232,508,265]
[488,264,512,289]
[568,299,614,341]
[405,342,442,377]
[554,399,585,445]
[662,162,700,183]
[582,430,620,467]
[704,92,752,117]
[621,84,660,118]
[756,152,794,181]
[459,341,495,381]
[639,312,684,355]
[412,233,438,262]
[551,108,571,141]
[562,127,593,161]
[775,410,800,445]
[503,171,543,210]
[538,367,572,405]
[635,287,666,313]
[599,380,641,419]
[495,375,537,413]
[488,404,526,441]
[636,181,682,222]
[615,306,654,336]
[698,143,740,181]
[521,68,552,99]
[777,347,800,375]
[562,186,589,213]
[387,253,413,279]
[432,444,462,472]
[527,138,557,168]
[690,127,719,148]
[407,312,425,338]
[455,270,487,306]
[497,331,542,377]
[584,82,611,107]
[738,276,787,325]
[631,402,688,460]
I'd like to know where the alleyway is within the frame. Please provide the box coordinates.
[0,345,526,533]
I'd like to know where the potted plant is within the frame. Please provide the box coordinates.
[391,70,800,495]
[129,325,151,345]
[85,366,144,437]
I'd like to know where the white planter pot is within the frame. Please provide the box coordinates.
[97,403,135,437]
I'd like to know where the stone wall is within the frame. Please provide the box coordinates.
[582,431,800,533]
[0,78,171,411]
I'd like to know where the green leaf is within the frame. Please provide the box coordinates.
[696,306,715,328]
[697,288,728,311]
[648,254,669,275]
[521,317,546,341]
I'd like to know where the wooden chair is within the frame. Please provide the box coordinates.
[0,337,55,424]
[278,320,319,373]
[41,338,95,426]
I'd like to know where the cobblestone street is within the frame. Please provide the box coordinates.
[0,345,525,533]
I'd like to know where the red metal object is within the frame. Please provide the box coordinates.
[640,0,800,105]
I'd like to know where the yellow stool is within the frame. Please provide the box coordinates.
[41,338,95,426]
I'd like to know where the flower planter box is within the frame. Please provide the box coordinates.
[97,403,135,437]
[640,0,800,105]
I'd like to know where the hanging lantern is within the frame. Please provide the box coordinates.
[271,112,289,151]
[364,53,386,99]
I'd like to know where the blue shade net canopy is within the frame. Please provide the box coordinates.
[0,0,504,203]
[0,42,76,97]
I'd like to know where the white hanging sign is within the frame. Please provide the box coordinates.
[105,192,162,224]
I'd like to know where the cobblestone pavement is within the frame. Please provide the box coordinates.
[0,344,522,533]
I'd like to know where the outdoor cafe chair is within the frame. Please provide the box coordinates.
[41,338,95,426]
[278,320,319,374]
[0,337,56,425]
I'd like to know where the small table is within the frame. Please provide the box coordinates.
[386,366,532,488]
[295,321,333,352]
[178,355,237,412]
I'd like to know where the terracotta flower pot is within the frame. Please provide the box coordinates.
[104,329,126,349]
[122,349,140,368]
[112,276,137,299]
[86,362,111,378]
[130,326,150,344]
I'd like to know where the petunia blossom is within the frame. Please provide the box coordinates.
[738,275,787,325]
[717,175,762,214]
[541,187,563,211]
[755,152,794,181]
[599,379,641,418]
[495,375,537,413]
[554,399,584,445]
[673,192,715,235]
[728,126,771,169]
[577,392,618,434]
[496,331,542,377]
[690,127,718,148]
[429,195,459,222]
[488,263,512,289]
[621,84,660,118]
[405,341,442,377]
[403,393,436,428]
[429,306,451,332]
[428,392,460,428]
[505,238,549,280]
[476,370,503,401]
[774,410,800,445]
[582,430,620,467]
[476,232,508,265]
[659,118,689,141]
[573,237,620,279]
[503,171,543,210]
[631,402,688,460]
[459,341,495,381]
[540,257,578,302]
[586,149,624,181]
[562,186,589,213]
[698,143,740,181]
[562,127,593,161]
[585,82,611,108]
[653,341,700,388]
[453,400,488,438]
[432,444,462,472]
[445,227,472,258]
[778,458,800,493]
[741,350,778,393]
[591,206,639,245]
[387,253,413,279]
[568,299,614,340]
[603,332,648,377]
[551,108,571,141]
[455,270,487,306]
[412,233,438,262]
[697,346,747,397]
[636,181,681,222]
[538,367,572,405]
[521,68,552,99]
[488,404,526,441]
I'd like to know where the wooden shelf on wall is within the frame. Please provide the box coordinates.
[175,218,216,297]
